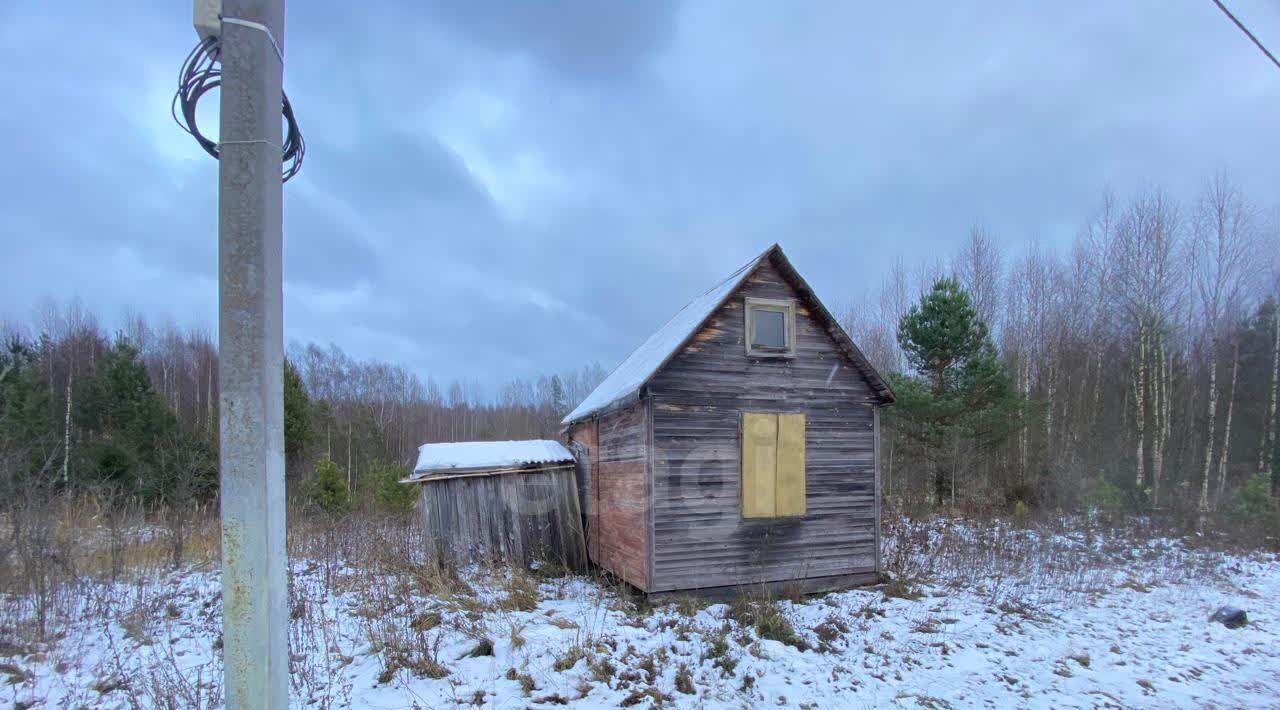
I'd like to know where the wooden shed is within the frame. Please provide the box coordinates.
[564,244,894,597]
[405,440,588,570]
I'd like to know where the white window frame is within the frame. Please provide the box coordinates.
[744,297,796,358]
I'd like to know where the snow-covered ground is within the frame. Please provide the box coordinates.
[1,520,1276,708]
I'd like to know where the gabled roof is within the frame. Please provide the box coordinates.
[563,244,894,426]
[407,439,574,481]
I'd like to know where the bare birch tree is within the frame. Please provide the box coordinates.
[1216,338,1240,507]
[1114,189,1184,498]
[1191,174,1258,512]
[955,225,1003,332]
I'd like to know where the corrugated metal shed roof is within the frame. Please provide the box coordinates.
[409,439,575,480]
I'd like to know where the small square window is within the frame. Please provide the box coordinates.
[754,310,787,348]
[745,297,796,357]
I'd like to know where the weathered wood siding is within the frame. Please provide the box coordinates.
[417,468,587,571]
[646,259,879,592]
[569,401,650,590]
[568,420,600,560]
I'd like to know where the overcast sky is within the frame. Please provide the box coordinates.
[2,1,1278,391]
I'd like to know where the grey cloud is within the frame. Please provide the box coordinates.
[284,196,382,292]
[302,130,495,214]
[420,0,680,82]
[2,0,1278,391]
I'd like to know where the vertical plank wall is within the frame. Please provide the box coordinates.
[646,259,879,592]
[569,420,599,561]
[417,469,588,570]
[569,400,650,589]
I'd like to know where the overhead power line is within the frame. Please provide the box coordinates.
[1210,0,1280,72]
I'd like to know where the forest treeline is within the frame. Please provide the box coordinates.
[843,174,1279,527]
[2,172,1278,542]
[0,303,606,530]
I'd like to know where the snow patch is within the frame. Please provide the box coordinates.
[411,439,574,477]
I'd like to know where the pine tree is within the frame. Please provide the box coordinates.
[0,338,59,487]
[73,337,178,496]
[283,359,314,471]
[891,278,1022,505]
[308,457,349,514]
[548,375,568,431]
[359,460,416,513]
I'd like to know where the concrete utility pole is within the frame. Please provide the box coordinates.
[217,0,288,706]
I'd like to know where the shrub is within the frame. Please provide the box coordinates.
[1012,500,1030,528]
[1225,473,1280,542]
[1082,476,1125,514]
[361,461,416,513]
[1227,474,1276,522]
[463,637,494,658]
[308,458,349,514]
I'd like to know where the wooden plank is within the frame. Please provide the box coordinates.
[646,393,656,591]
[569,420,600,561]
[741,413,777,518]
[775,413,806,516]
[873,407,882,576]
[648,572,879,602]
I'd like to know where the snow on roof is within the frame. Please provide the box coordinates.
[562,247,771,425]
[410,440,575,478]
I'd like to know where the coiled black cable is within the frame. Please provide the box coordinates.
[172,35,304,182]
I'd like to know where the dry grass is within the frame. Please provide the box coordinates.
[620,686,668,707]
[553,645,586,672]
[812,613,850,653]
[674,663,696,694]
[726,592,808,651]
[0,494,1264,708]
[880,507,1231,609]
[497,569,540,612]
[669,594,705,618]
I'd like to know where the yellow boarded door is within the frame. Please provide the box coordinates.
[775,413,806,516]
[742,412,806,518]
[741,413,778,518]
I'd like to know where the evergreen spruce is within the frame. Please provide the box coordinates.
[360,460,416,513]
[73,337,179,497]
[0,339,59,487]
[284,359,314,471]
[309,457,349,514]
[891,278,1023,505]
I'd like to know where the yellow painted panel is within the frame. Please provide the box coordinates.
[742,413,777,518]
[776,413,806,516]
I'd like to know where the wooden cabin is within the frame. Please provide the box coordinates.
[564,244,894,597]
[404,440,588,570]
